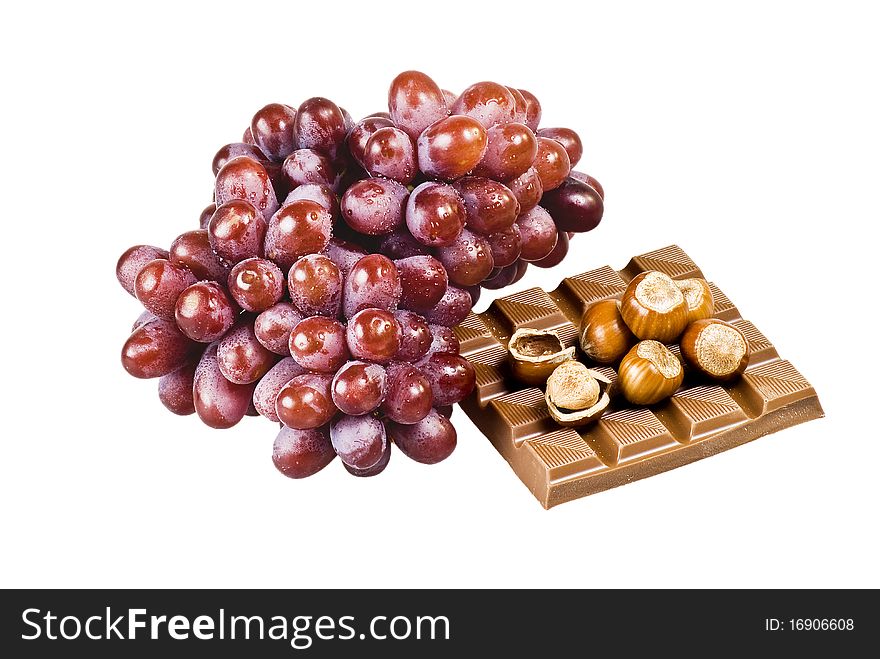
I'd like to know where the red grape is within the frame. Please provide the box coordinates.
[405,181,466,247]
[264,199,332,270]
[363,127,417,184]
[533,137,571,191]
[324,237,368,278]
[486,224,522,267]
[116,245,170,297]
[287,254,343,318]
[158,361,197,416]
[388,70,449,140]
[394,255,448,312]
[347,115,395,167]
[217,317,277,384]
[343,440,391,477]
[272,425,336,479]
[418,353,476,406]
[452,176,520,235]
[381,362,433,424]
[134,258,197,320]
[506,86,528,123]
[198,203,216,229]
[293,97,347,161]
[207,200,267,264]
[481,262,521,290]
[346,308,401,363]
[518,88,542,131]
[253,357,306,421]
[541,176,604,233]
[227,257,285,312]
[251,103,297,162]
[193,343,254,429]
[330,414,387,470]
[331,360,386,415]
[386,409,457,464]
[171,229,231,281]
[174,281,237,343]
[421,324,460,360]
[121,317,197,379]
[393,310,432,362]
[417,115,487,181]
[340,178,408,236]
[474,122,538,181]
[289,316,349,372]
[212,143,270,175]
[436,228,494,287]
[537,127,583,168]
[342,254,401,318]
[284,182,339,217]
[516,206,559,262]
[531,229,570,268]
[282,149,338,189]
[420,285,472,327]
[132,310,158,332]
[570,171,605,199]
[506,166,543,213]
[451,81,517,128]
[214,156,279,221]
[276,372,337,430]
[379,228,432,259]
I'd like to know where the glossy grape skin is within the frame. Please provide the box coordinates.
[419,353,476,406]
[420,285,472,327]
[436,228,494,287]
[394,310,433,362]
[340,178,408,236]
[212,143,270,175]
[346,308,402,363]
[272,425,336,479]
[293,97,348,161]
[122,318,197,379]
[276,372,337,430]
[132,309,158,332]
[342,254,402,318]
[506,86,528,123]
[381,362,433,424]
[379,228,431,260]
[394,255,448,313]
[537,127,583,168]
[252,357,306,421]
[288,316,349,372]
[531,229,570,268]
[158,361,197,416]
[242,126,256,145]
[507,166,543,213]
[388,70,449,140]
[451,81,517,129]
[405,182,466,247]
[284,183,339,219]
[452,177,520,235]
[570,171,605,200]
[324,237,368,278]
[193,343,254,429]
[422,324,460,360]
[287,254,343,318]
[347,115,395,167]
[533,137,571,191]
[205,200,266,264]
[171,229,231,281]
[518,88,542,132]
[264,200,333,270]
[541,176,605,233]
[486,224,522,267]
[251,103,297,162]
[214,156,279,221]
[474,122,538,181]
[174,281,237,343]
[331,360,386,415]
[516,206,559,262]
[343,439,391,477]
[227,257,285,313]
[417,115,488,181]
[198,203,216,229]
[217,318,277,384]
[134,259,197,320]
[362,127,417,184]
[116,245,169,297]
[481,262,521,290]
[330,414,387,470]
[282,149,338,189]
[511,258,529,284]
[386,409,457,465]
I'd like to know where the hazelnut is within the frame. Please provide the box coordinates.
[579,299,636,364]
[508,327,576,386]
[675,278,714,323]
[680,318,749,381]
[545,361,611,427]
[620,271,688,343]
[618,340,684,405]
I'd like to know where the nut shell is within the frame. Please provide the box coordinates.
[508,328,575,386]
[618,340,684,405]
[620,271,688,343]
[676,278,715,323]
[680,318,749,381]
[546,365,611,427]
[579,299,636,364]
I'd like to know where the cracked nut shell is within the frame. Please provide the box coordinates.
[545,361,611,427]
[508,327,576,386]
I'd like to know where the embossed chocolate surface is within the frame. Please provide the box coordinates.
[456,245,823,508]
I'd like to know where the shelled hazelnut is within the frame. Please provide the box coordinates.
[545,361,610,427]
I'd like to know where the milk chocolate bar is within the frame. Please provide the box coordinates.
[456,245,823,508]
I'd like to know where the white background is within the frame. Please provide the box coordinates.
[1,1,877,589]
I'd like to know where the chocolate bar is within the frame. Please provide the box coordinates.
[456,245,823,508]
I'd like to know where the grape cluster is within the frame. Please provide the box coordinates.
[117,70,604,480]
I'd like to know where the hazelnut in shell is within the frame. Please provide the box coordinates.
[620,271,688,343]
[508,328,576,386]
[579,299,636,364]
[680,318,749,381]
[618,340,684,405]
[545,361,611,427]
[675,277,714,323]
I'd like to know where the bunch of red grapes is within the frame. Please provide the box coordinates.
[117,70,605,480]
